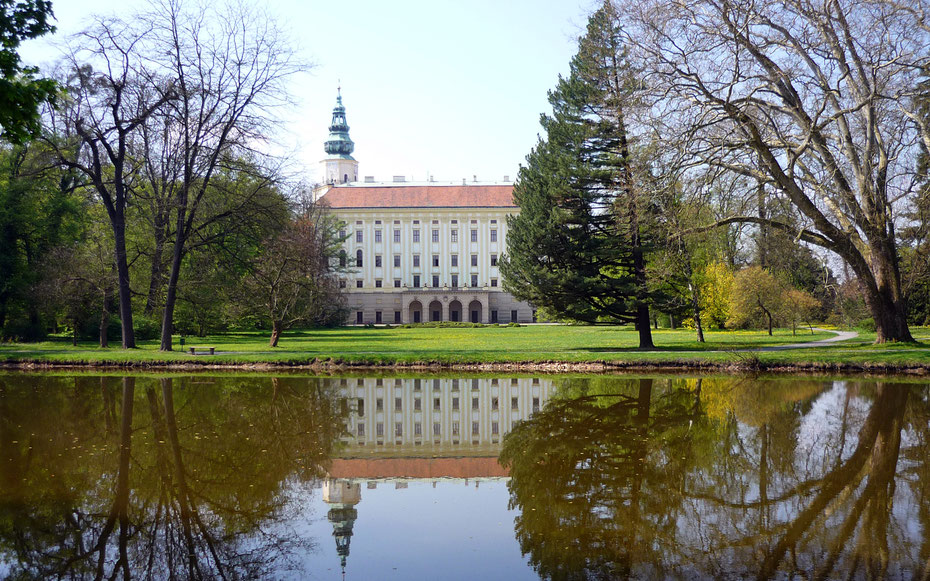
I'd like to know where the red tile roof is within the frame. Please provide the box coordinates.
[321,184,515,209]
[327,457,509,479]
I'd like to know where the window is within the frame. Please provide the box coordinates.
[413,229,420,243]
[471,254,478,267]
[490,279,498,287]
[376,398,383,411]
[433,379,441,390]
[432,275,439,287]
[451,229,458,242]
[376,423,383,436]
[356,230,363,243]
[339,229,346,239]
[472,422,479,435]
[413,275,420,287]
[394,279,401,288]
[492,422,499,435]
[356,250,363,267]
[452,379,460,390]
[470,229,478,242]
[452,421,460,436]
[472,378,479,390]
[375,255,382,267]
[339,280,346,288]
[358,423,365,436]
[451,274,458,287]
[413,255,420,268]
[394,255,401,267]
[375,230,382,243]
[375,310,382,323]
[433,422,441,436]
[414,379,421,390]
[394,229,401,242]
[415,422,422,436]
[356,311,363,324]
[452,397,459,410]
[395,397,402,411]
[491,310,498,322]
[533,397,540,412]
[511,396,519,410]
[357,398,365,416]
[375,280,383,288]
[471,274,478,287]
[432,255,439,267]
[490,229,498,242]
[451,254,458,267]
[492,397,499,410]
[339,251,346,267]
[432,229,439,242]
[395,422,402,437]
[433,398,441,410]
[490,254,498,266]
[511,378,518,386]
[414,398,421,411]
[395,310,401,323]
[356,280,363,288]
[472,397,479,410]
[511,309,518,322]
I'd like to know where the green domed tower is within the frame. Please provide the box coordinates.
[321,87,359,185]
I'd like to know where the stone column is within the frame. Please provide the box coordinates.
[441,297,449,322]
[480,296,489,324]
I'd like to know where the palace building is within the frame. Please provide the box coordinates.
[315,90,535,325]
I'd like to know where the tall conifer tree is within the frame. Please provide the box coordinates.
[501,1,654,348]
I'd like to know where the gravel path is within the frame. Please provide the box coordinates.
[757,328,859,351]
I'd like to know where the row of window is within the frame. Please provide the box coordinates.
[361,421,496,438]
[343,275,498,289]
[344,251,498,269]
[340,377,542,388]
[357,395,540,414]
[356,308,519,324]
[346,228,499,245]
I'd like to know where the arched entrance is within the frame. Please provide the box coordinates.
[468,299,483,324]
[428,300,443,322]
[448,300,462,322]
[408,300,423,324]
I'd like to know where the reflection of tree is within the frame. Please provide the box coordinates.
[500,378,709,580]
[501,376,928,579]
[0,374,346,579]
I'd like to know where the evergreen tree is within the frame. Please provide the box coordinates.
[501,2,655,348]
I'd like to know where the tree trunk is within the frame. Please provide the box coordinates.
[270,320,282,347]
[669,313,677,330]
[72,318,78,346]
[159,224,186,351]
[760,303,773,336]
[112,216,136,348]
[688,282,705,343]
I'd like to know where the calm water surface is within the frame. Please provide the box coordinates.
[0,373,926,580]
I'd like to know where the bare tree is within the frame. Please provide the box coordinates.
[239,196,346,347]
[131,0,308,351]
[623,0,930,342]
[46,17,175,348]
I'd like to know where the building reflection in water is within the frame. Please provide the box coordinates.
[321,375,555,574]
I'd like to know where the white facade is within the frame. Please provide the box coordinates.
[320,182,536,325]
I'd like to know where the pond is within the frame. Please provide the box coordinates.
[0,373,927,579]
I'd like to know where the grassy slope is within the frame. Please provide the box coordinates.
[2,325,929,369]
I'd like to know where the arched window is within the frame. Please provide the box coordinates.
[343,173,348,183]
[356,249,363,268]
[339,250,346,268]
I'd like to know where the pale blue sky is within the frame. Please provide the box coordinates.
[22,0,596,184]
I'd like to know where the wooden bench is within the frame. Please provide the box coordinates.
[188,346,215,355]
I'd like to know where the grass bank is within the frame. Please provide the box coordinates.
[2,324,929,374]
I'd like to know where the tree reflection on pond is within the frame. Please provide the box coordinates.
[0,375,345,579]
[500,377,929,580]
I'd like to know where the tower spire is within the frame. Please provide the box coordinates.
[321,86,358,184]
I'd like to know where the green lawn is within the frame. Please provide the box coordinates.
[2,324,929,370]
